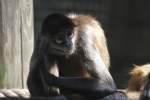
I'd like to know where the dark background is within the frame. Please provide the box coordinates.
[33,0,150,89]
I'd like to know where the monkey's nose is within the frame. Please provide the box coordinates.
[64,42,73,49]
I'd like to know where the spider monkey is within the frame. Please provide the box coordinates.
[27,13,127,100]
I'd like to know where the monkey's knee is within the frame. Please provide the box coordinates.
[100,91,127,100]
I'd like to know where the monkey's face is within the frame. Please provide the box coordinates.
[48,28,76,56]
[41,13,77,56]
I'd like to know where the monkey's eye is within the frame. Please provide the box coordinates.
[67,32,74,38]
[54,35,64,44]
[55,39,63,44]
[63,29,74,38]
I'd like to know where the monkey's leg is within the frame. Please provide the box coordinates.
[40,66,116,98]
[100,91,127,100]
[40,49,127,99]
[41,67,128,99]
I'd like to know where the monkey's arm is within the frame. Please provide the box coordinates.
[40,66,128,100]
[27,55,60,97]
[41,47,126,99]
[27,56,49,97]
[40,62,116,98]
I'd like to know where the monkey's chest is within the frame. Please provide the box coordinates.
[58,57,89,77]
[60,64,86,77]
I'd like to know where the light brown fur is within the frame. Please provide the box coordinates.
[126,64,150,100]
[68,14,110,68]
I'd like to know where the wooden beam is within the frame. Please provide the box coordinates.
[0,0,33,88]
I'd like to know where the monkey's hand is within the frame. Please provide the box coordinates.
[39,67,57,86]
[140,73,150,100]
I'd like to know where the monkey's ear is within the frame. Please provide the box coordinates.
[133,64,140,68]
[130,64,143,76]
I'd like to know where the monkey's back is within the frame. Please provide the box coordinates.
[68,14,110,68]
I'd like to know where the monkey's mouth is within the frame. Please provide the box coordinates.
[49,43,74,55]
[53,46,74,55]
[57,47,73,54]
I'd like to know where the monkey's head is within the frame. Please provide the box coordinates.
[128,64,150,91]
[41,13,77,56]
